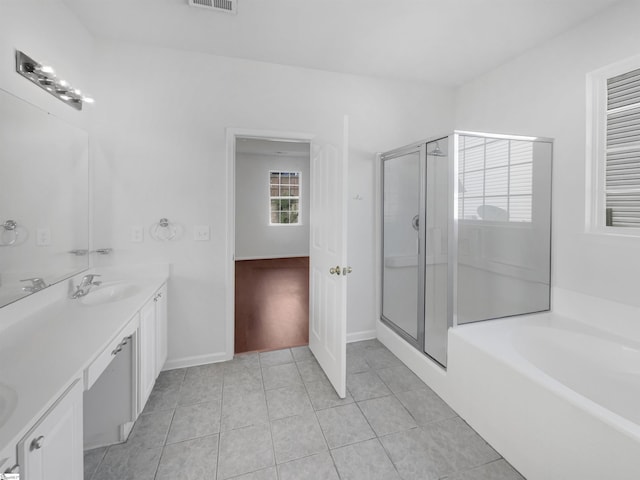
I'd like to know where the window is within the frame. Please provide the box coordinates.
[269,171,300,224]
[458,136,533,223]
[589,57,640,231]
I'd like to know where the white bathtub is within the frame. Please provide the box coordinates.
[447,313,640,479]
[512,316,640,428]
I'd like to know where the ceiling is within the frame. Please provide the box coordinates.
[62,0,620,86]
[236,138,310,157]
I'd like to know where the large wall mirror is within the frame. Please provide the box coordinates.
[0,88,89,307]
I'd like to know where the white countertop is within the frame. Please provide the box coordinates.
[0,264,169,453]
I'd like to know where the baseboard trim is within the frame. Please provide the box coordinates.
[164,332,377,370]
[163,351,231,371]
[120,421,135,443]
[235,254,309,261]
[347,329,377,343]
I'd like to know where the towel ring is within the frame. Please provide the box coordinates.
[151,218,178,241]
[1,220,19,246]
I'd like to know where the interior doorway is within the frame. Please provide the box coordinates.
[234,137,311,353]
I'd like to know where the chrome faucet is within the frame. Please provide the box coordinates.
[70,274,102,299]
[21,277,47,293]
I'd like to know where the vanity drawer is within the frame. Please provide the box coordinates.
[84,316,139,390]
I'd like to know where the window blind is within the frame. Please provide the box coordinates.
[605,67,640,226]
[458,137,533,222]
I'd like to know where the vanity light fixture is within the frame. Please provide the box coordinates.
[15,50,94,111]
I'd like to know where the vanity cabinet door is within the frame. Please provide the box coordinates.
[137,284,168,414]
[155,283,168,375]
[18,380,83,480]
[138,300,157,413]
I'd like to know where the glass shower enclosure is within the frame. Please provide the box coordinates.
[381,131,552,367]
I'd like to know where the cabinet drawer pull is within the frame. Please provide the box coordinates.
[111,346,123,356]
[30,435,45,451]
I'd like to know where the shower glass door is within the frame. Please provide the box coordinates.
[381,145,425,344]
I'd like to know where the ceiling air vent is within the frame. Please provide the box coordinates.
[188,0,237,14]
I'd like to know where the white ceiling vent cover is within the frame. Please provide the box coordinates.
[188,0,237,14]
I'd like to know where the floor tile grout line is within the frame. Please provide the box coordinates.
[350,358,413,478]
[265,386,281,477]
[293,349,346,479]
[350,397,405,478]
[149,406,177,480]
[217,353,234,479]
[152,444,167,480]
[377,430,408,480]
[85,445,108,480]
[262,351,279,478]
[214,425,221,480]
[449,456,511,478]
[313,403,344,478]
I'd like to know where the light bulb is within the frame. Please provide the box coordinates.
[39,65,55,75]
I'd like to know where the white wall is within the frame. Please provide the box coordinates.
[90,39,455,366]
[235,153,310,260]
[455,0,640,313]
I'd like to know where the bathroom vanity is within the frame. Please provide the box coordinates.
[0,80,170,479]
[0,265,169,479]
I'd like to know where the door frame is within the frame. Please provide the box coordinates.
[225,128,315,359]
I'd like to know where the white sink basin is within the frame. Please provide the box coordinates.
[79,282,141,306]
[0,383,17,428]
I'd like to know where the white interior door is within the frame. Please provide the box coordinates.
[309,116,349,398]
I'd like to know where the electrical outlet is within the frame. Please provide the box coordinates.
[36,228,51,246]
[131,226,144,243]
[194,225,210,241]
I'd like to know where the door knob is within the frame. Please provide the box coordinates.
[342,266,353,275]
[329,265,341,275]
[30,435,45,451]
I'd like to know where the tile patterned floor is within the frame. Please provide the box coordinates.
[84,340,526,480]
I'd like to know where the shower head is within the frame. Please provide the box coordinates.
[427,142,447,157]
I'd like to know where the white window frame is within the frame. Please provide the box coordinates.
[268,170,302,226]
[587,55,640,236]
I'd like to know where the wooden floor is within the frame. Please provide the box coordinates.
[234,257,309,354]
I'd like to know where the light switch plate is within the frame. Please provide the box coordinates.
[36,228,51,246]
[194,225,210,241]
[131,226,144,243]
